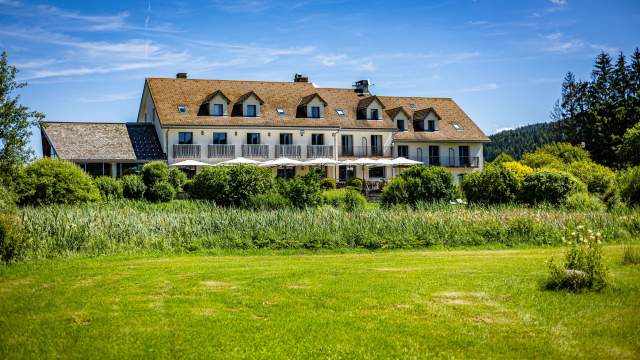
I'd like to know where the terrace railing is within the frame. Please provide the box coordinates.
[173,144,201,159]
[426,156,480,168]
[207,144,235,158]
[347,146,393,158]
[307,145,334,158]
[242,144,269,158]
[275,145,302,158]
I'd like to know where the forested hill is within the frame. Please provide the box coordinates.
[484,121,563,161]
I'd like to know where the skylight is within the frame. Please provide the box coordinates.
[336,109,346,116]
[453,122,464,131]
[276,107,286,115]
[177,105,187,113]
[409,103,417,110]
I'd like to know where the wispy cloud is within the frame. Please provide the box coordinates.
[538,32,617,54]
[315,53,376,72]
[461,83,499,92]
[77,91,139,103]
[36,5,129,31]
[0,0,20,6]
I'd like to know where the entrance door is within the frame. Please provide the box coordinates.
[339,165,355,182]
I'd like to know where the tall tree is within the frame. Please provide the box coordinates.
[0,51,44,187]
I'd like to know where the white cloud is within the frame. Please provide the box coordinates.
[315,53,376,72]
[539,32,617,54]
[548,0,567,5]
[467,20,489,25]
[0,0,20,6]
[316,54,347,67]
[36,5,129,31]
[77,91,139,103]
[494,126,515,133]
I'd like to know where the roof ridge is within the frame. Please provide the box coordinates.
[146,77,311,85]
[44,121,133,125]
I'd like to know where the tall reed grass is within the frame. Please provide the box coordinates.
[16,200,640,259]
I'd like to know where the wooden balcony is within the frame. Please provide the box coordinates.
[173,144,201,159]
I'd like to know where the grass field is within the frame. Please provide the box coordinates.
[1,247,638,359]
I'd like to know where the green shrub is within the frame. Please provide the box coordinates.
[168,167,188,192]
[281,169,322,208]
[521,152,563,169]
[321,189,366,211]
[182,179,193,194]
[500,161,533,183]
[536,142,591,163]
[248,193,290,210]
[567,161,615,195]
[0,185,17,212]
[347,178,363,191]
[616,122,640,166]
[491,152,514,164]
[94,176,123,201]
[145,181,175,203]
[141,161,169,187]
[618,166,640,207]
[17,158,100,205]
[191,166,273,206]
[520,169,584,205]
[546,226,608,292]
[462,165,520,204]
[0,212,28,263]
[562,192,605,212]
[622,245,640,265]
[381,165,454,206]
[321,177,336,190]
[121,175,146,200]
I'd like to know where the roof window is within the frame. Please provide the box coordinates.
[453,122,464,131]
[409,103,417,110]
[336,109,346,116]
[177,105,187,113]
[276,107,286,115]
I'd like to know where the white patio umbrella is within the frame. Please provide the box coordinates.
[260,157,304,167]
[170,160,212,167]
[215,157,262,166]
[388,157,422,166]
[302,158,339,166]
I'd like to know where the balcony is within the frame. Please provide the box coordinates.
[208,144,235,158]
[426,156,480,168]
[173,144,201,159]
[307,145,334,158]
[242,144,269,158]
[275,144,302,158]
[341,146,393,158]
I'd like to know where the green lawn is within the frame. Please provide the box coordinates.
[1,247,638,359]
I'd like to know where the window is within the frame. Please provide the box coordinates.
[177,105,187,113]
[459,145,470,166]
[277,167,296,179]
[370,108,379,120]
[339,165,355,182]
[178,132,193,144]
[212,104,224,116]
[397,119,406,131]
[409,103,417,110]
[310,106,321,118]
[311,134,324,146]
[279,133,293,145]
[397,145,409,158]
[371,135,382,156]
[276,107,286,115]
[369,166,385,178]
[341,135,353,156]
[246,133,260,144]
[427,119,436,132]
[453,122,464,131]
[212,133,227,144]
[429,145,440,165]
[458,174,465,184]
[336,109,346,116]
[246,104,257,117]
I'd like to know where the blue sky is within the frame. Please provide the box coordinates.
[1,0,639,156]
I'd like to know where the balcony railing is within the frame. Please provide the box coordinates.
[208,144,235,158]
[425,156,480,168]
[242,144,269,158]
[307,145,334,158]
[342,146,393,158]
[275,144,302,158]
[173,144,201,159]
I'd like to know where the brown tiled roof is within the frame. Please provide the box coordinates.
[386,106,410,120]
[41,122,166,161]
[202,90,230,104]
[413,107,441,120]
[145,78,489,140]
[235,91,264,105]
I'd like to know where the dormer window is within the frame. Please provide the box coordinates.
[397,119,406,131]
[427,119,436,132]
[371,108,379,120]
[310,106,320,118]
[178,105,187,113]
[246,104,257,117]
[356,96,385,120]
[212,104,224,116]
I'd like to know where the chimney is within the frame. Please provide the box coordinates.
[176,72,188,79]
[293,73,309,83]
[353,79,371,95]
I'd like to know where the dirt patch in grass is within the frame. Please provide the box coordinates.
[193,308,217,316]
[202,281,231,287]
[432,291,489,305]
[287,284,308,289]
[396,304,414,309]
[375,268,417,272]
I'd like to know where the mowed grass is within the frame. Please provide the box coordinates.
[1,247,638,359]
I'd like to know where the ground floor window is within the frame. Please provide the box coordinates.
[368,166,385,178]
[277,167,296,179]
[397,145,409,158]
[83,162,112,177]
[339,165,355,182]
[118,163,143,177]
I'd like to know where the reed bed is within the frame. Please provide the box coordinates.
[17,200,640,259]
